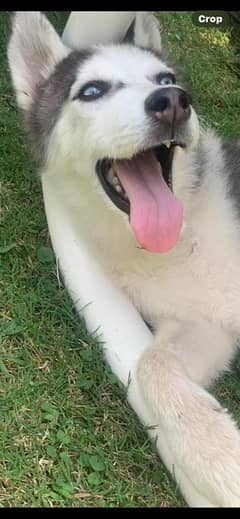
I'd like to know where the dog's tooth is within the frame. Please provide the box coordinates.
[107,167,115,182]
[107,167,126,195]
[163,140,171,148]
[107,168,122,188]
[113,176,120,186]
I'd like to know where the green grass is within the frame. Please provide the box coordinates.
[0,11,240,507]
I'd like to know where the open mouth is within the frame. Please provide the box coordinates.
[96,141,185,253]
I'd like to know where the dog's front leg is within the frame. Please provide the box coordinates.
[41,177,165,450]
[138,319,240,507]
[42,176,153,386]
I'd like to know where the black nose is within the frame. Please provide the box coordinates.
[145,87,191,124]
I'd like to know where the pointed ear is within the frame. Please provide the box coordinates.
[123,12,162,53]
[8,11,69,111]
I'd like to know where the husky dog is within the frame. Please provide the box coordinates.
[8,11,240,508]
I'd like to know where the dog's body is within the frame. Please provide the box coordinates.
[8,12,240,507]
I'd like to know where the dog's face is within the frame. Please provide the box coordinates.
[8,12,200,253]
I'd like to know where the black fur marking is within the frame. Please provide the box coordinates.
[122,18,136,44]
[222,139,240,213]
[143,319,156,334]
[186,137,209,193]
[23,49,93,165]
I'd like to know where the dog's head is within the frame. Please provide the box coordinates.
[8,12,200,253]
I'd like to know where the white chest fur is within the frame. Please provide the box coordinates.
[105,218,240,334]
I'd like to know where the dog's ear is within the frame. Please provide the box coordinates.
[8,12,69,111]
[123,12,162,52]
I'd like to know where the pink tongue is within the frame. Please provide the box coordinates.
[114,150,183,253]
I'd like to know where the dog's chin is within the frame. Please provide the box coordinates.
[96,140,186,215]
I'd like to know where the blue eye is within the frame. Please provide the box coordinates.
[76,81,110,102]
[82,85,101,97]
[157,73,176,86]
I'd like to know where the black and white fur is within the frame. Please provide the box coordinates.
[8,11,240,507]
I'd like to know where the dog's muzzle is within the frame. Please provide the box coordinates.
[95,86,193,253]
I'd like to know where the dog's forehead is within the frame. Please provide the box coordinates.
[74,44,171,83]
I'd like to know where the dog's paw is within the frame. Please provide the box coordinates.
[163,389,240,507]
[138,348,240,507]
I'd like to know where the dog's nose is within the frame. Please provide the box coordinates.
[145,87,191,124]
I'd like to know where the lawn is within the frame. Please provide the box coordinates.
[0,11,240,507]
